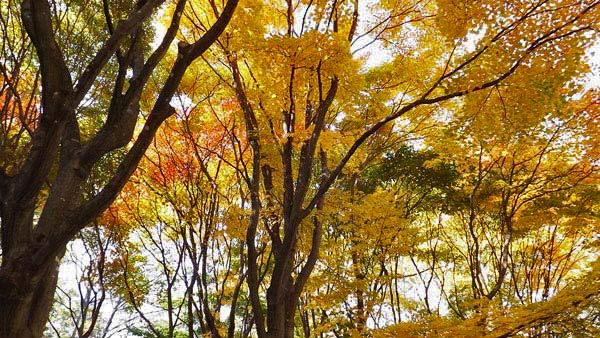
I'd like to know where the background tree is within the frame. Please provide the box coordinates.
[47,224,129,338]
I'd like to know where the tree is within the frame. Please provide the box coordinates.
[0,0,238,337]
[182,0,600,336]
[106,104,254,338]
[47,224,128,338]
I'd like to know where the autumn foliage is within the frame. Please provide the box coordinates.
[3,0,600,337]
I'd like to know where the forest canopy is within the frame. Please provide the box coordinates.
[1,0,600,337]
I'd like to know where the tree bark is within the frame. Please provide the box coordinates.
[0,252,61,338]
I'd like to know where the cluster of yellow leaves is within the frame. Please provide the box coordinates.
[103,247,151,306]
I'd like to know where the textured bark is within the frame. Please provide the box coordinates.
[0,254,60,338]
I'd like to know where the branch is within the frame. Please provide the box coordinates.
[300,14,598,218]
[30,0,240,267]
[79,0,189,168]
[72,0,165,105]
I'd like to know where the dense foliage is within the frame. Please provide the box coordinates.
[2,0,600,337]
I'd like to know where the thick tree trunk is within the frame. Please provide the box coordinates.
[0,252,61,338]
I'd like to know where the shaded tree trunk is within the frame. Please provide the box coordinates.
[0,255,60,338]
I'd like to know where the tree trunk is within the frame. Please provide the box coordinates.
[0,251,61,338]
[266,274,297,338]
